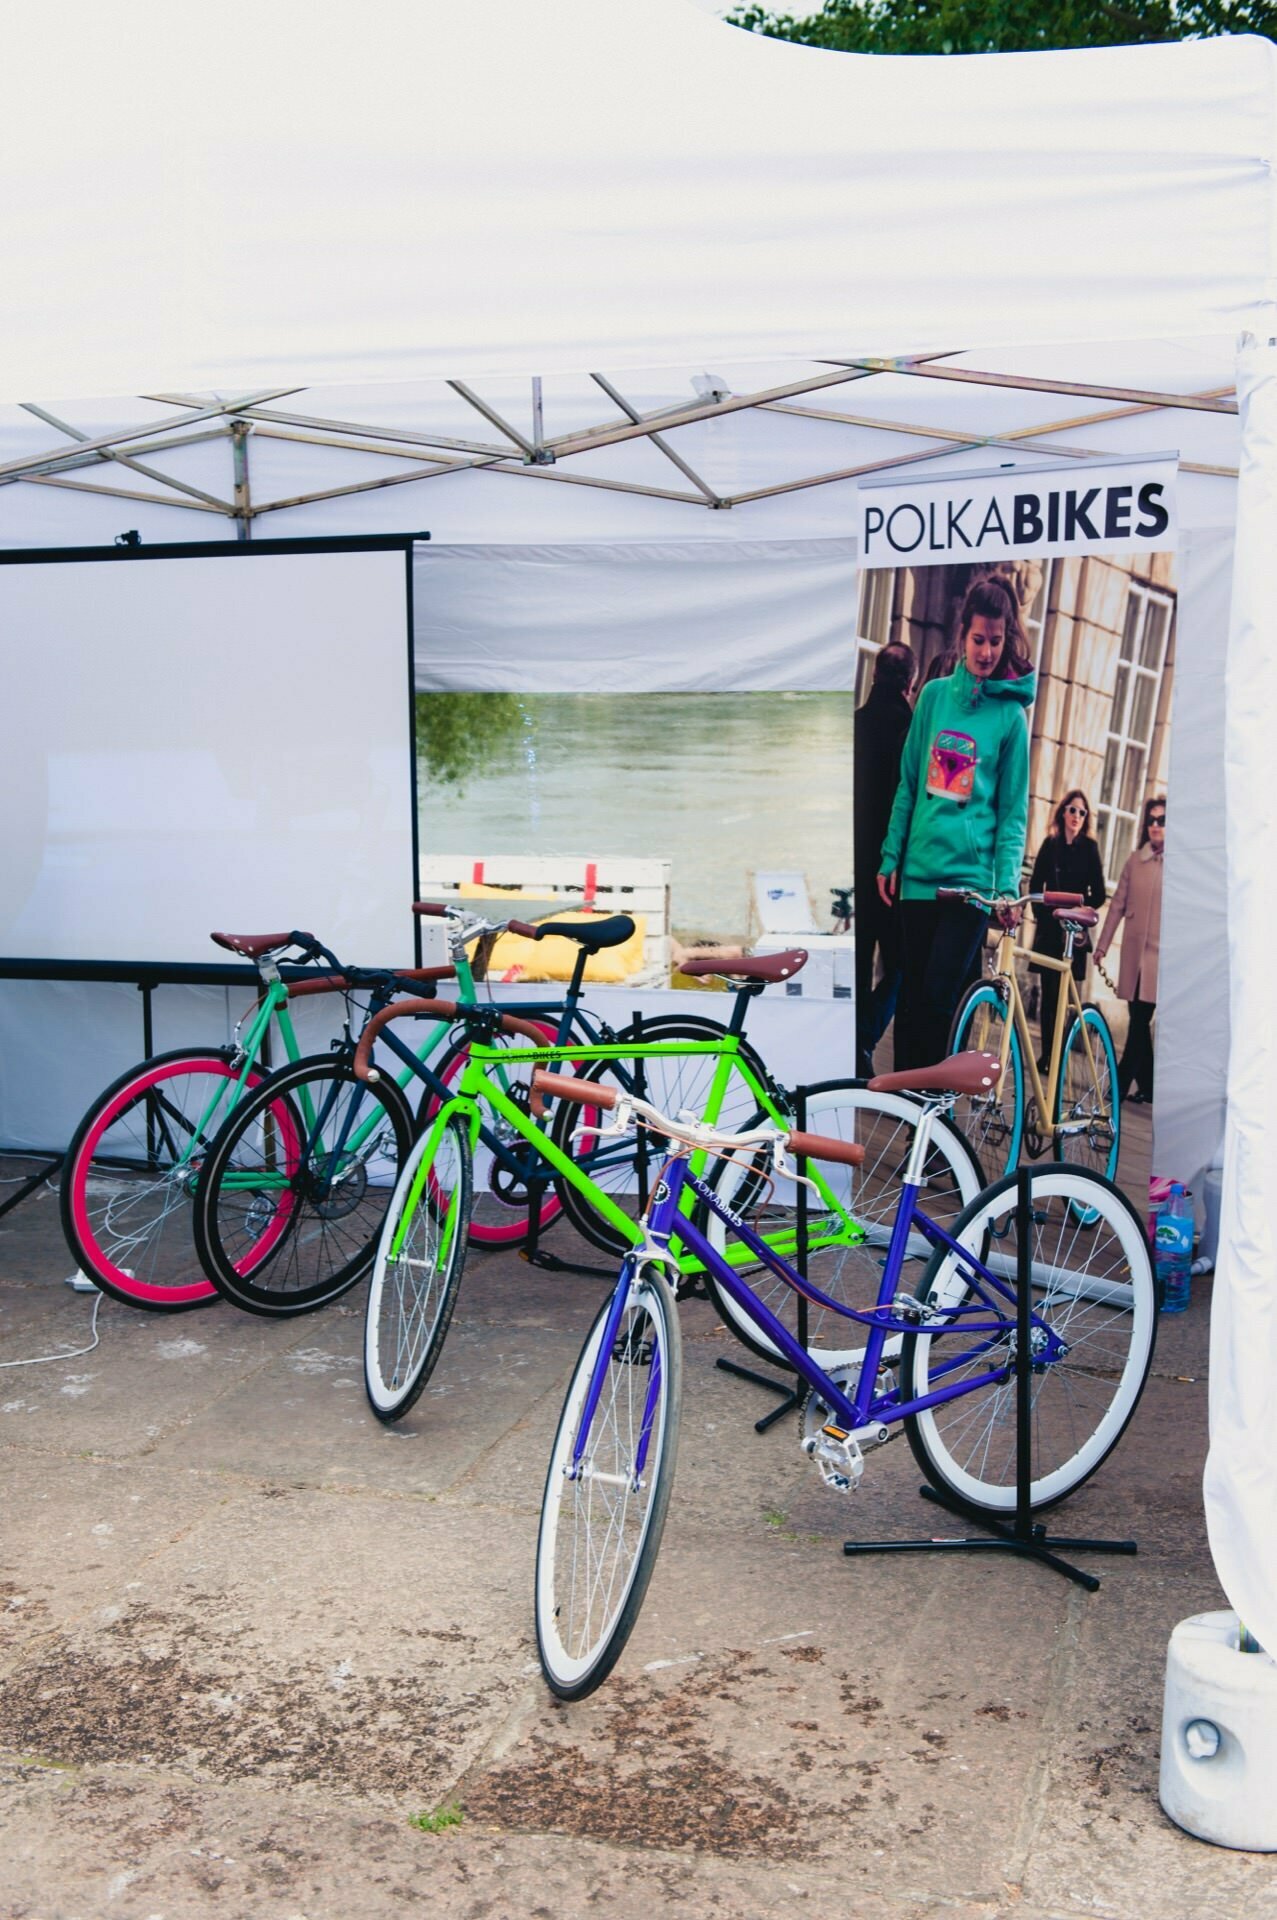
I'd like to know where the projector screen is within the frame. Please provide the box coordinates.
[0,539,418,971]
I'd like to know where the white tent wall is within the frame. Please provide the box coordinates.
[1204,339,1277,1657]
[410,540,856,694]
[1158,531,1233,1212]
[0,981,349,1154]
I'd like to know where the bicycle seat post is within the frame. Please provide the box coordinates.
[632,1009,650,1215]
[902,1097,948,1186]
[726,977,766,1039]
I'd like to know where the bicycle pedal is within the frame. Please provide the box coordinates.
[802,1425,864,1493]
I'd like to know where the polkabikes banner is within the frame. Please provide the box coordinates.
[858,454,1177,570]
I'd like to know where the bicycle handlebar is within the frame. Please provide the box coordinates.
[527,1070,865,1169]
[411,897,540,950]
[284,930,346,973]
[530,1069,613,1118]
[285,963,458,1003]
[353,998,550,1082]
[935,886,1085,911]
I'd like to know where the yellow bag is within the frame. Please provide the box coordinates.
[477,909,647,985]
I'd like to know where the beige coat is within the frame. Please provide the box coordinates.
[1095,843,1163,1003]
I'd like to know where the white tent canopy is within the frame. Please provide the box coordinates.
[3,1,1276,1648]
[3,3,1275,392]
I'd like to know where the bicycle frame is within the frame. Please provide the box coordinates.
[142,975,304,1181]
[208,946,586,1194]
[382,1029,868,1279]
[574,1127,1062,1465]
[981,927,1111,1135]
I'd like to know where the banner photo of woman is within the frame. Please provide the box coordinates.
[854,549,1176,1208]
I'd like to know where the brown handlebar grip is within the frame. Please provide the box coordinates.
[1042,890,1085,906]
[412,901,448,917]
[530,1069,617,1120]
[288,964,455,1002]
[352,997,459,1081]
[285,973,351,1000]
[505,919,540,939]
[392,965,457,987]
[787,1130,866,1168]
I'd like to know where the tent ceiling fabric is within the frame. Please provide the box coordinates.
[2,2,1275,402]
[0,342,1243,546]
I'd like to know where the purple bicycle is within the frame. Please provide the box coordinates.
[531,1052,1157,1699]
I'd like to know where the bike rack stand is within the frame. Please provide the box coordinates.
[842,1164,1137,1591]
[716,1086,811,1435]
[521,1008,655,1282]
[0,1152,64,1222]
[0,979,159,1225]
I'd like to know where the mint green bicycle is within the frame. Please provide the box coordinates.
[60,905,578,1313]
[59,928,456,1312]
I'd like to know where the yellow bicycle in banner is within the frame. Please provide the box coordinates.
[943,885,1120,1195]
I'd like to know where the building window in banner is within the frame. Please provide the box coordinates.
[856,567,896,701]
[1096,581,1175,888]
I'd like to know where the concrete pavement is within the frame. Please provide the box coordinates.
[0,1154,1272,1920]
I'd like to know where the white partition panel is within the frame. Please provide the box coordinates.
[0,541,416,970]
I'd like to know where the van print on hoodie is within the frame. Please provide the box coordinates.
[926,729,978,803]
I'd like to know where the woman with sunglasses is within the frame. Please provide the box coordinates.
[1027,789,1106,1070]
[1094,795,1166,1105]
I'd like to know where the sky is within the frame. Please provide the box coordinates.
[684,0,826,17]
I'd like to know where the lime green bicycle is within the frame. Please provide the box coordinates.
[354,950,983,1422]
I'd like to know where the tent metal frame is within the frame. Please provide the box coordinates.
[1,354,1238,534]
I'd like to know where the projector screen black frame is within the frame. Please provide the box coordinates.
[0,531,427,995]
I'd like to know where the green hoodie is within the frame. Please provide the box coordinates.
[878,662,1035,902]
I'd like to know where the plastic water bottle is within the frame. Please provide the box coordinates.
[1156,1183,1194,1314]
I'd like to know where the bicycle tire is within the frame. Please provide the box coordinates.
[703,1083,983,1370]
[549,1015,769,1257]
[900,1164,1157,1514]
[948,980,1025,1186]
[1053,1003,1121,1192]
[60,1049,268,1311]
[427,1023,566,1249]
[536,1266,681,1699]
[192,1053,415,1316]
[364,1106,473,1421]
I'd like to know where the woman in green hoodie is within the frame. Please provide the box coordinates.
[877,575,1036,1070]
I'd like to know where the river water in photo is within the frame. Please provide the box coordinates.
[419,692,852,938]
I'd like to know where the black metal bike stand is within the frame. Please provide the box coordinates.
[716,1087,811,1435]
[842,1164,1137,1591]
[521,1010,648,1281]
[519,1168,619,1279]
[0,1152,64,1221]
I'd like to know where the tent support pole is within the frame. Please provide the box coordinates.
[231,422,252,540]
